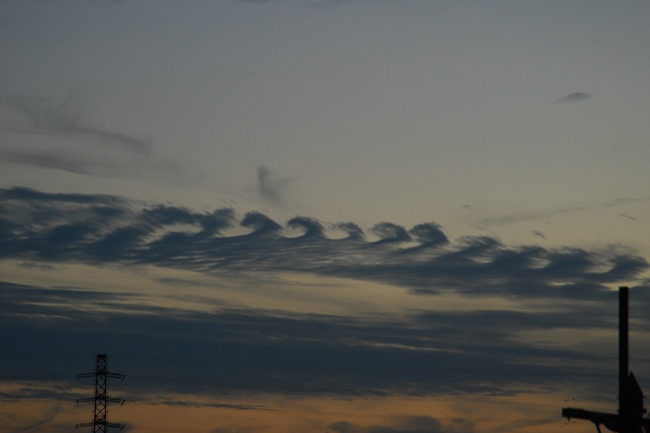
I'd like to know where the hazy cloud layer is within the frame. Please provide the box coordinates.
[1,278,644,402]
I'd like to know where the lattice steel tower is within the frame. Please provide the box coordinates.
[77,354,125,432]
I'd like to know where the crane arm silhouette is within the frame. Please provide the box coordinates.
[562,408,619,433]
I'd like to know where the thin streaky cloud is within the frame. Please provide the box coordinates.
[473,197,650,228]
[0,148,187,184]
[619,213,638,222]
[2,95,152,155]
[329,416,475,433]
[479,205,588,226]
[0,149,93,174]
[556,92,592,103]
[532,230,547,240]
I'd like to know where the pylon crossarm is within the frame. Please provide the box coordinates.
[76,354,125,431]
[76,422,124,430]
[76,397,95,404]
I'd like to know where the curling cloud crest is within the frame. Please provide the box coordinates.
[0,187,646,300]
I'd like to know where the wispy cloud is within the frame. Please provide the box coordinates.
[257,166,292,206]
[236,0,387,8]
[2,95,152,155]
[0,149,96,174]
[0,95,194,184]
[476,205,588,227]
[619,213,638,222]
[556,92,592,103]
[471,197,650,229]
[532,230,546,240]
[329,417,475,433]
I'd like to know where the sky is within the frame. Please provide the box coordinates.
[1,1,650,432]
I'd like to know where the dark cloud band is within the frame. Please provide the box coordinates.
[0,187,646,299]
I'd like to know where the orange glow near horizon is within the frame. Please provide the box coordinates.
[0,386,612,433]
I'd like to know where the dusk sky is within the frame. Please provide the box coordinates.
[1,1,650,433]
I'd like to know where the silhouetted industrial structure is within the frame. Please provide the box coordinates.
[563,287,649,433]
[76,354,125,432]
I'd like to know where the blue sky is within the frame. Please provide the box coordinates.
[1,1,650,433]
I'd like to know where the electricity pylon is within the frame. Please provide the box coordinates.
[76,354,125,432]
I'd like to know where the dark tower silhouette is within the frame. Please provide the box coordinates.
[76,354,125,432]
[562,287,648,433]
